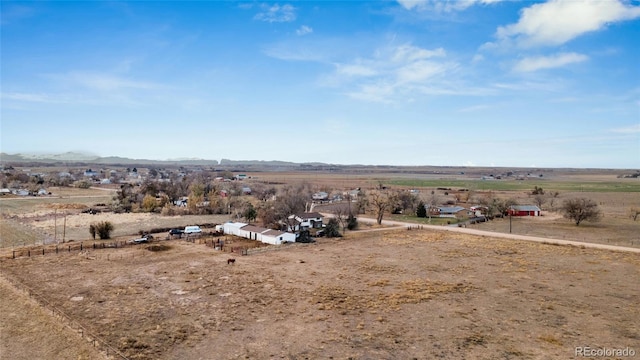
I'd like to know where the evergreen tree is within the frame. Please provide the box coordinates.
[416,201,427,218]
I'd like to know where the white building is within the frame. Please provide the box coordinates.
[222,222,295,245]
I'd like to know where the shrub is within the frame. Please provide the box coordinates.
[91,221,114,239]
[325,218,342,238]
[347,213,359,230]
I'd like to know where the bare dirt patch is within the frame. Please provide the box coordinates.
[1,229,638,359]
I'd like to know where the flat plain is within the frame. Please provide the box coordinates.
[1,167,639,359]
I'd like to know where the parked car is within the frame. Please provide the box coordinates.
[169,228,184,237]
[128,236,149,244]
[128,234,153,244]
[184,225,202,234]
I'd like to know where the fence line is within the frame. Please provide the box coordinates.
[1,273,129,360]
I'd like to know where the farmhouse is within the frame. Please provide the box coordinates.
[287,212,324,231]
[431,206,468,218]
[508,205,541,217]
[312,191,328,201]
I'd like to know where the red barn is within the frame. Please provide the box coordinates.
[508,205,541,216]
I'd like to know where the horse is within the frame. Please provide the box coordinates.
[227,258,236,265]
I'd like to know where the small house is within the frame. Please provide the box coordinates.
[287,212,324,231]
[436,206,468,218]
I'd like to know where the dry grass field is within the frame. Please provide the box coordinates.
[1,229,638,359]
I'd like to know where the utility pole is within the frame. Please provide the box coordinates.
[509,212,512,234]
[63,213,67,243]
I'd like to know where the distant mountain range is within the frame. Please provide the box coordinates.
[0,152,333,168]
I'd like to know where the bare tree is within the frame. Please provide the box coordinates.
[368,190,395,225]
[395,190,418,214]
[332,203,351,232]
[547,191,560,211]
[274,183,312,231]
[561,198,602,226]
[533,194,547,209]
[425,192,441,222]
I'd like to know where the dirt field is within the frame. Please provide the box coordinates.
[1,228,638,359]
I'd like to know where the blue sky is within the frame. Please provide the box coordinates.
[1,0,639,168]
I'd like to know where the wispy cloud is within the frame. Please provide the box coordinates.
[397,0,504,12]
[458,104,491,113]
[296,25,313,36]
[610,124,640,134]
[494,0,640,48]
[254,3,296,23]
[1,92,62,103]
[333,44,466,102]
[49,71,163,92]
[1,4,36,25]
[513,52,588,72]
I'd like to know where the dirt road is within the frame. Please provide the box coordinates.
[325,213,640,254]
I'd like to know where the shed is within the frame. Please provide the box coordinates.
[508,205,541,217]
[223,222,248,236]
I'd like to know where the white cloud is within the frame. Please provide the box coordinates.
[610,124,640,134]
[397,0,504,12]
[496,0,640,48]
[57,72,161,91]
[296,25,313,36]
[392,44,445,62]
[1,92,59,103]
[396,60,448,83]
[254,4,296,23]
[335,63,378,77]
[513,52,588,72]
[337,44,454,102]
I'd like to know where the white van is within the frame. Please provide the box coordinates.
[184,225,202,234]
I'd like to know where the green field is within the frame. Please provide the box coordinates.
[387,179,640,192]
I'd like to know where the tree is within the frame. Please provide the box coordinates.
[416,200,427,218]
[112,183,134,213]
[274,183,312,230]
[560,198,601,226]
[324,218,342,238]
[531,186,545,195]
[142,194,157,212]
[244,204,257,223]
[395,190,418,214]
[547,191,560,211]
[89,224,97,240]
[533,194,547,209]
[332,204,351,232]
[368,190,394,225]
[629,207,640,221]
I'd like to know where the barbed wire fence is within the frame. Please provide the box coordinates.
[1,273,129,360]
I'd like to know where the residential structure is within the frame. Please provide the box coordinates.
[287,212,324,231]
[429,206,468,218]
